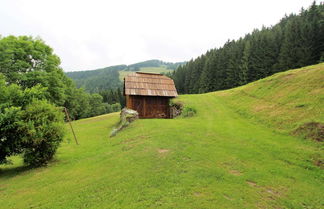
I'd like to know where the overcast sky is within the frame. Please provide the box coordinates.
[0,0,317,71]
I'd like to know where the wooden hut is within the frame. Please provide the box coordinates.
[124,72,178,118]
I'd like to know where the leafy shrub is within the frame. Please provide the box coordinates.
[181,106,197,117]
[169,100,196,118]
[102,103,122,115]
[111,103,121,112]
[21,100,65,166]
[0,75,65,166]
[0,107,24,164]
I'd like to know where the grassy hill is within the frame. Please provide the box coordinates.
[219,63,324,135]
[1,64,323,208]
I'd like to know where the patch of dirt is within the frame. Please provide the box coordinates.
[158,149,169,154]
[310,87,324,95]
[261,187,284,202]
[281,73,296,80]
[121,135,149,144]
[194,192,203,197]
[121,138,137,144]
[314,159,324,169]
[246,180,286,204]
[266,188,279,196]
[247,180,258,187]
[229,169,242,176]
[293,122,324,142]
[119,136,149,151]
[223,194,233,200]
[0,184,8,192]
[216,91,231,96]
[253,104,274,112]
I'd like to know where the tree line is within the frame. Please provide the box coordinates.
[66,66,123,93]
[169,2,324,94]
[99,88,125,107]
[0,35,121,121]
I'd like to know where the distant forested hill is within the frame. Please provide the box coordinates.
[66,59,185,93]
[170,2,324,94]
[126,60,186,71]
[66,65,125,93]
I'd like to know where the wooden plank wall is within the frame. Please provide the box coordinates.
[126,96,170,118]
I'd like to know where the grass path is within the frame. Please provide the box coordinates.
[1,65,323,208]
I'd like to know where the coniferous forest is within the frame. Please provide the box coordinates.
[169,2,324,94]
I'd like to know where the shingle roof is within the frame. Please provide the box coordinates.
[124,72,178,97]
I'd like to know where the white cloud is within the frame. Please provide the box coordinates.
[0,0,316,71]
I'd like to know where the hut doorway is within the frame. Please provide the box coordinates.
[128,96,170,118]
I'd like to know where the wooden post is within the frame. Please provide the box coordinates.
[64,107,79,145]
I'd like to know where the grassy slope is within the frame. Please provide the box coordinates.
[119,67,173,80]
[219,64,324,133]
[1,64,323,209]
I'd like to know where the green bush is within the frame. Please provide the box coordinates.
[181,106,197,117]
[0,75,65,166]
[0,107,24,164]
[111,103,121,112]
[21,100,65,166]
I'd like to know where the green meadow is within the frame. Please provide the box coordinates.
[0,64,323,209]
[118,66,173,80]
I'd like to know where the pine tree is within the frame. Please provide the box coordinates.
[239,40,250,85]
